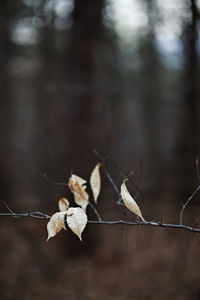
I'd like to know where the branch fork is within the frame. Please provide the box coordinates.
[1,152,200,237]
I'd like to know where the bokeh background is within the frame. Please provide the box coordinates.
[1,0,200,299]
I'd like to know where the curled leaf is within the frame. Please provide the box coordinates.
[47,212,67,241]
[68,174,89,210]
[70,174,86,186]
[58,197,70,212]
[66,207,88,241]
[90,163,101,204]
[120,180,145,221]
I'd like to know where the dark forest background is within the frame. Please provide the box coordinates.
[1,0,200,299]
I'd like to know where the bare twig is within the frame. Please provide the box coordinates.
[94,150,144,206]
[88,201,102,221]
[112,161,145,204]
[69,181,102,221]
[41,170,102,221]
[0,209,200,233]
[93,149,123,204]
[1,201,15,214]
[87,220,200,233]
[179,184,200,225]
[42,172,68,186]
[1,154,200,237]
[0,211,50,219]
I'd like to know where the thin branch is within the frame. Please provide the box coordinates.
[87,220,200,233]
[0,210,199,233]
[88,201,102,221]
[41,170,102,221]
[1,154,200,237]
[94,150,144,206]
[104,164,122,204]
[111,161,145,204]
[1,201,15,214]
[69,181,102,221]
[179,184,200,225]
[93,149,122,204]
[42,173,68,186]
[0,211,50,219]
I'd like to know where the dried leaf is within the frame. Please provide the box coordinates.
[66,207,88,241]
[68,174,89,210]
[70,174,87,186]
[90,163,101,203]
[120,180,145,221]
[58,197,70,212]
[47,212,67,241]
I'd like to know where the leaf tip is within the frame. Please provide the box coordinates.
[123,178,128,184]
[58,197,70,212]
[46,235,51,242]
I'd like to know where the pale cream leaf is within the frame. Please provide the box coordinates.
[120,180,145,221]
[66,207,88,241]
[70,174,87,186]
[47,212,67,241]
[90,163,101,204]
[68,174,89,210]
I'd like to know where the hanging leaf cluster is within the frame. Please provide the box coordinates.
[47,163,144,241]
[47,163,101,241]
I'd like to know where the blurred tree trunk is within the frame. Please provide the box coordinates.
[173,1,200,273]
[181,0,199,162]
[0,3,11,62]
[176,0,200,198]
[63,0,105,256]
[69,0,104,84]
[184,0,198,75]
[0,1,16,202]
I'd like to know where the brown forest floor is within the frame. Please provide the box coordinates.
[1,201,200,300]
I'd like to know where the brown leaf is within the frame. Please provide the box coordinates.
[58,197,70,212]
[68,174,89,210]
[90,163,101,204]
[66,207,88,241]
[47,212,67,241]
[120,180,145,221]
